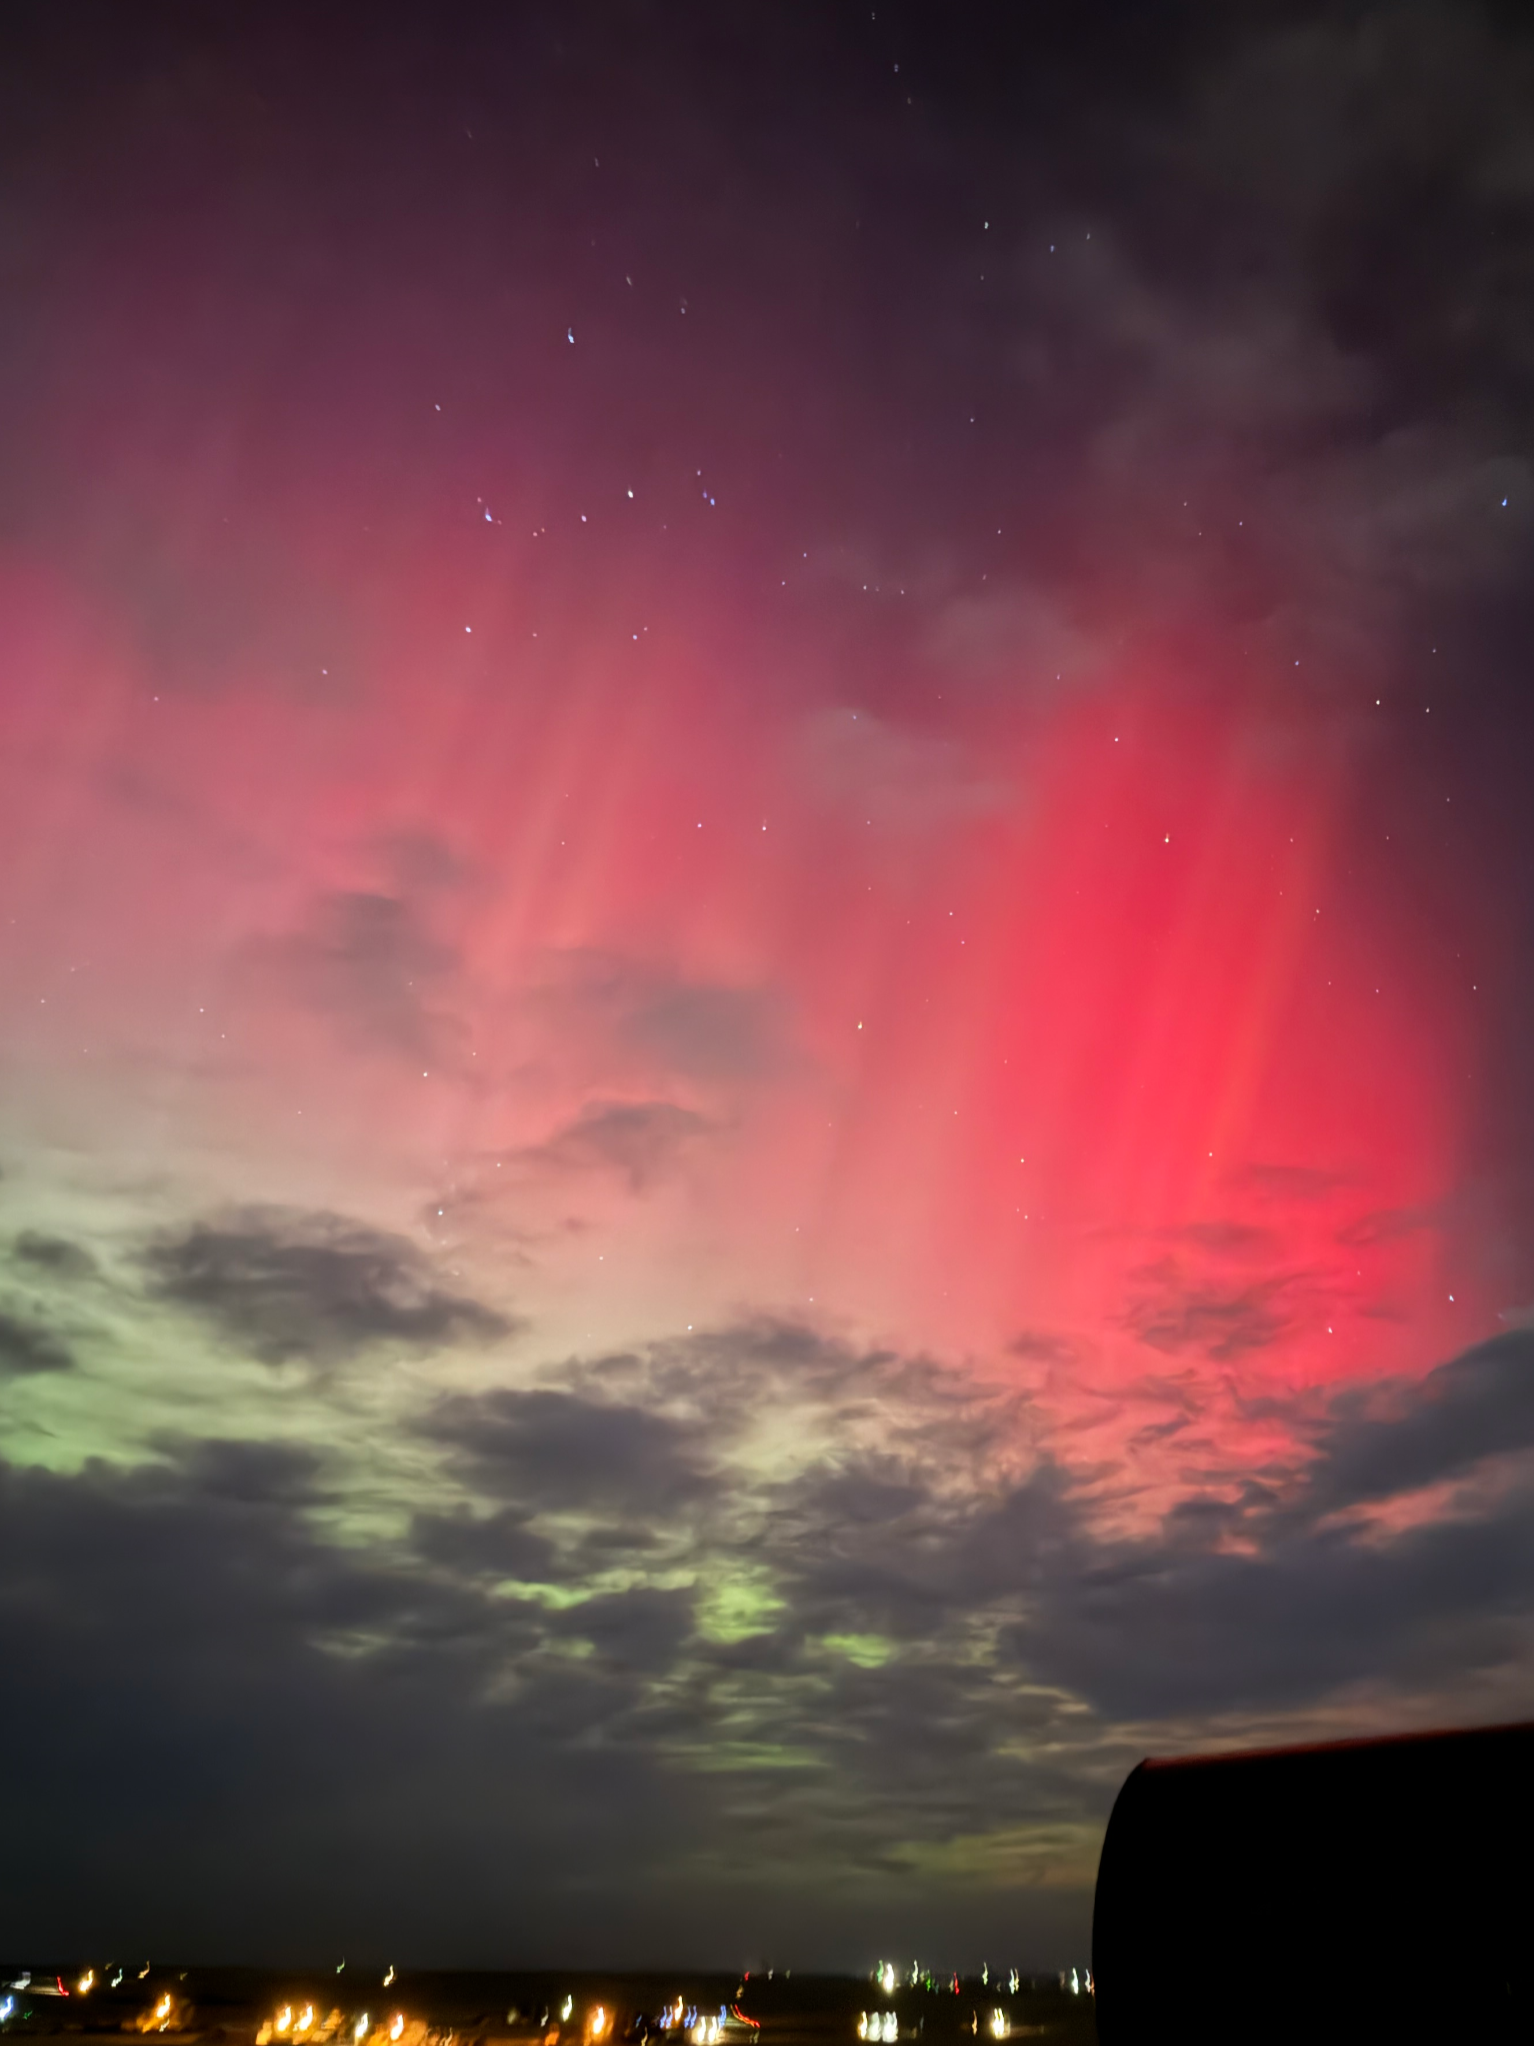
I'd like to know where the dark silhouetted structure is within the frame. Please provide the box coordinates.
[1092,1719,1532,2045]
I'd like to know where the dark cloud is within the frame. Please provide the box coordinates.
[1161,1221,1279,1258]
[374,829,469,895]
[741,1446,1081,1665]
[421,1386,715,1513]
[410,1505,559,1583]
[0,1425,1100,1966]
[0,1306,73,1375]
[1023,1494,1534,1722]
[533,951,786,1084]
[793,1461,927,1531]
[143,1206,514,1365]
[5,1318,1534,1962]
[1039,6,1534,685]
[0,1447,699,1963]
[95,520,360,698]
[577,1316,909,1428]
[250,891,460,1060]
[548,1586,696,1673]
[1015,1334,1534,1721]
[1303,1330,1534,1514]
[166,1435,327,1506]
[760,1412,1533,1740]
[626,981,780,1081]
[604,1321,1534,1742]
[1123,1257,1292,1359]
[518,1098,712,1190]
[1336,1204,1436,1248]
[12,1230,97,1279]
[1237,1164,1354,1204]
[1007,1328,1077,1363]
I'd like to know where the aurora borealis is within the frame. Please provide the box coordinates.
[3,0,1534,1968]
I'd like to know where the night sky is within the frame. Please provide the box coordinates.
[4,0,1534,1971]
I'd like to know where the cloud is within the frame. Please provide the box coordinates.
[166,1436,328,1507]
[420,1386,716,1515]
[889,7,1534,718]
[547,1585,696,1673]
[517,1098,712,1191]
[409,1505,560,1583]
[759,1456,1076,1651]
[4,1317,1534,1962]
[1007,1329,1077,1364]
[0,1445,699,1961]
[796,706,1014,830]
[1122,1256,1293,1360]
[570,1317,948,1458]
[142,1206,514,1366]
[529,951,786,1084]
[624,986,779,1083]
[79,501,365,699]
[248,890,460,1060]
[1303,1331,1534,1515]
[569,1321,1534,1744]
[1238,1165,1353,1205]
[12,1231,98,1280]
[922,584,1100,694]
[1022,1494,1534,1723]
[0,1306,74,1375]
[1014,1333,1534,1721]
[0,1424,1102,1963]
[373,830,469,895]
[1161,1221,1279,1259]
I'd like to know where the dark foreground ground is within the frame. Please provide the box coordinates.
[0,1967,1098,2046]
